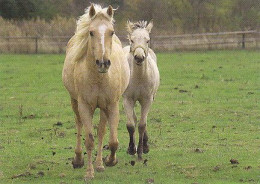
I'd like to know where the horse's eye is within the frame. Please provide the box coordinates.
[131,40,134,43]
[90,31,94,36]
[147,40,150,43]
[111,31,114,36]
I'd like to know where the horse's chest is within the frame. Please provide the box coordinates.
[82,83,119,109]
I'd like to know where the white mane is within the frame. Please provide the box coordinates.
[69,4,114,63]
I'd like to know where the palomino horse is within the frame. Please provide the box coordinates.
[62,4,130,179]
[123,20,160,160]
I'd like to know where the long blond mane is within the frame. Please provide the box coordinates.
[68,4,115,63]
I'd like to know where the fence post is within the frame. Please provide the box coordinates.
[242,33,245,49]
[35,37,38,54]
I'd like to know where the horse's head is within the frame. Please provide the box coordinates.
[127,20,153,66]
[88,4,115,73]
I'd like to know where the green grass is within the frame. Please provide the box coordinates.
[0,51,259,184]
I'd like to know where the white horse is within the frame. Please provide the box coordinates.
[123,20,160,160]
[62,4,130,179]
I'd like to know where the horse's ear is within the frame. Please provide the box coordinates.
[89,4,96,18]
[146,20,153,33]
[107,5,114,17]
[126,20,134,33]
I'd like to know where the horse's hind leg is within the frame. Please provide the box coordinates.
[71,98,84,168]
[143,130,149,154]
[123,97,137,155]
[95,110,107,172]
[138,98,152,160]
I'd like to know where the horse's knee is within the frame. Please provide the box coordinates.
[85,133,94,151]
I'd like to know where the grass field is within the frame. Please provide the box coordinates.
[0,51,259,184]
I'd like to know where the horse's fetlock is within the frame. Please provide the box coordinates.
[109,142,118,153]
[127,124,135,134]
[138,124,146,133]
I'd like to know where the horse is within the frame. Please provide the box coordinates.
[123,20,160,160]
[62,4,130,179]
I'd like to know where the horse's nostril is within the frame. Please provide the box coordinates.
[134,55,138,60]
[107,60,111,66]
[96,60,100,65]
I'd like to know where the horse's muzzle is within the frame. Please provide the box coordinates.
[134,55,144,65]
[96,60,111,73]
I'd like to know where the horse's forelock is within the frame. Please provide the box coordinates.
[133,21,147,30]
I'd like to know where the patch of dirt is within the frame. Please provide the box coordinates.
[179,89,188,93]
[37,171,44,177]
[53,122,63,126]
[146,178,154,184]
[28,163,36,170]
[244,166,252,170]
[57,131,66,138]
[64,146,72,150]
[230,159,239,164]
[22,114,35,119]
[130,160,135,166]
[194,148,203,153]
[59,173,66,178]
[143,159,148,166]
[36,160,58,165]
[11,171,32,179]
[213,165,220,172]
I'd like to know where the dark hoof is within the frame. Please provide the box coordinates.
[72,157,84,169]
[143,144,149,154]
[127,145,136,155]
[104,155,118,167]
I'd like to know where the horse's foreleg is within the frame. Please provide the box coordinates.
[123,97,137,155]
[71,98,84,168]
[95,110,107,172]
[138,98,152,160]
[78,99,95,180]
[104,102,119,166]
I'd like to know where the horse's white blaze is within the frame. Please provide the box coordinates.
[99,24,107,60]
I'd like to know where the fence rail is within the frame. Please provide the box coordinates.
[0,30,259,54]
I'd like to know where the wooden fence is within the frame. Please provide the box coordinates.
[0,30,259,54]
